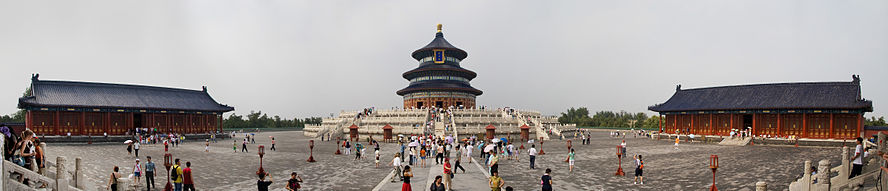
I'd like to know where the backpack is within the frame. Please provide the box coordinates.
[638,160,644,170]
[170,166,179,180]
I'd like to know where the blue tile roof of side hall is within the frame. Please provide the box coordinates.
[649,76,873,112]
[18,76,234,112]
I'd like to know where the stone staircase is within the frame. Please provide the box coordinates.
[434,120,445,137]
[718,137,751,146]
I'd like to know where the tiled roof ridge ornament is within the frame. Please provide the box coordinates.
[437,23,442,33]
[676,84,681,91]
[31,73,39,82]
[852,74,860,84]
[202,86,207,92]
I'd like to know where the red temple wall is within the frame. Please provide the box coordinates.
[26,111,220,136]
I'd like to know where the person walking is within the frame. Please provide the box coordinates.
[419,146,427,168]
[107,166,121,191]
[465,143,473,163]
[453,153,466,173]
[242,139,249,153]
[233,140,238,153]
[634,155,644,184]
[271,137,276,151]
[489,171,504,191]
[436,143,445,165]
[183,161,195,191]
[541,168,553,191]
[133,141,141,157]
[145,156,156,190]
[354,143,363,161]
[401,165,413,191]
[171,159,184,191]
[390,153,402,182]
[257,172,273,191]
[430,176,445,191]
[568,149,576,172]
[286,172,303,191]
[488,151,499,175]
[528,144,538,169]
[132,159,143,187]
[344,140,351,155]
[205,139,210,152]
[443,158,452,191]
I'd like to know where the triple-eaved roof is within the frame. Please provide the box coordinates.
[18,75,234,112]
[649,76,873,112]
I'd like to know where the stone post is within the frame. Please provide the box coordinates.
[879,132,886,153]
[56,156,69,191]
[75,157,84,189]
[818,159,830,185]
[755,181,767,191]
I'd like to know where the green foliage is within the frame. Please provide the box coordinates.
[558,107,656,128]
[223,110,322,129]
[0,86,31,123]
[866,116,887,126]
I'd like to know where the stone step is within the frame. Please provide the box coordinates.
[718,137,751,146]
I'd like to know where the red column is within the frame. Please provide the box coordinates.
[658,114,662,133]
[219,114,224,133]
[730,114,734,133]
[690,114,695,134]
[829,113,834,139]
[858,114,863,138]
[26,110,32,133]
[752,113,757,136]
[105,112,111,135]
[802,113,808,138]
[54,111,60,135]
[777,113,782,137]
[79,111,85,136]
[708,114,713,135]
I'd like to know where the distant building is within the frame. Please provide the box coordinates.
[397,24,482,109]
[18,74,234,136]
[649,75,873,139]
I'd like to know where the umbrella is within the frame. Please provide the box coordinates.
[483,144,496,153]
[491,139,501,143]
[689,134,696,139]
[527,140,535,144]
[500,138,508,144]
[407,141,420,147]
[445,136,454,143]
[398,134,405,137]
[124,140,133,144]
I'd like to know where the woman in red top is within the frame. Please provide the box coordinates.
[443,158,452,190]
[183,161,195,191]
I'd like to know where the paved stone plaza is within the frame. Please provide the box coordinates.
[43,130,843,190]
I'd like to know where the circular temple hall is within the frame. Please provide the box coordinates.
[397,24,482,109]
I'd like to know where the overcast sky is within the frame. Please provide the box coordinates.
[1,0,886,119]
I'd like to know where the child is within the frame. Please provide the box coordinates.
[205,139,210,152]
[375,150,380,168]
[568,149,575,172]
[233,140,238,153]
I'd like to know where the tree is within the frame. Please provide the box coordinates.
[0,86,31,123]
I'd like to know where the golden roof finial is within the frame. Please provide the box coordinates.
[437,24,442,33]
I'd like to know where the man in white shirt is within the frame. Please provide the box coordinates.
[133,141,141,157]
[850,137,866,178]
[528,144,538,169]
[390,153,402,182]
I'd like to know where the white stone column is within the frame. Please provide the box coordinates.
[56,156,69,191]
[75,157,84,189]
[755,181,767,191]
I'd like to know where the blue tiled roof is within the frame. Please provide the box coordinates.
[411,32,468,60]
[18,77,234,112]
[649,78,872,112]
